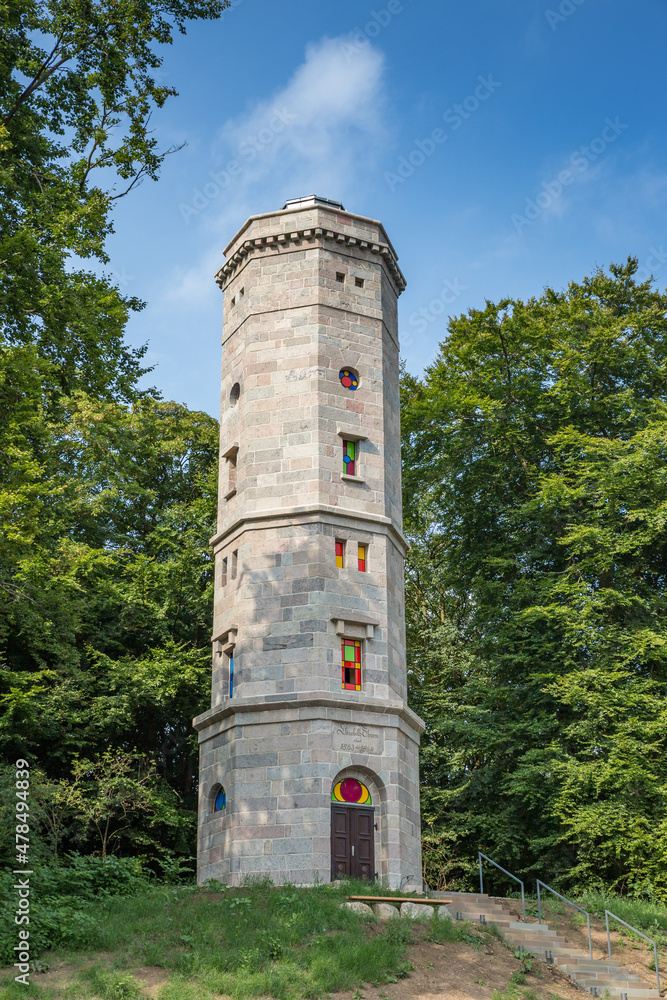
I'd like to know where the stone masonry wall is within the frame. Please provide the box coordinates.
[195,198,422,888]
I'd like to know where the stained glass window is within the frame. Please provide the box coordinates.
[339,368,359,391]
[343,440,356,476]
[335,540,345,569]
[342,639,361,690]
[358,544,366,572]
[214,786,226,811]
[227,649,234,698]
[332,778,371,804]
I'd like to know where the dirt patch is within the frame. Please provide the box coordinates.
[1,953,169,998]
[333,927,589,1000]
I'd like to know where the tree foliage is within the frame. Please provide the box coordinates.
[402,259,667,896]
[0,0,227,863]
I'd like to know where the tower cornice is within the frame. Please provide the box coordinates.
[193,691,425,737]
[215,224,406,295]
[209,504,409,554]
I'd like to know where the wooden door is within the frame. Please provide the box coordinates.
[331,806,375,880]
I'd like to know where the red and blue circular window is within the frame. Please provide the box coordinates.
[339,368,359,391]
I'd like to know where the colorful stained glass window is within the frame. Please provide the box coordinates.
[358,544,366,572]
[214,787,226,811]
[339,368,359,391]
[343,440,356,476]
[335,540,345,569]
[342,639,361,690]
[332,778,371,804]
[227,649,234,698]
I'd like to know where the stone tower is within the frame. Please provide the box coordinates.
[194,195,424,887]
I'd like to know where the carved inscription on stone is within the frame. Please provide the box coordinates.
[334,723,384,755]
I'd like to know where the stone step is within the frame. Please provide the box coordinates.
[454,911,514,924]
[574,985,657,999]
[560,964,641,979]
[452,910,514,924]
[572,973,646,985]
[508,921,559,936]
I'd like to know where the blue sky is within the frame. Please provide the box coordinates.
[108,0,667,417]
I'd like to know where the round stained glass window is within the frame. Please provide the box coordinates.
[332,778,371,804]
[214,787,226,812]
[339,368,359,391]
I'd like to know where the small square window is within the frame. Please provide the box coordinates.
[239,286,244,297]
[230,295,236,307]
[355,277,364,288]
[335,540,345,569]
[357,544,366,572]
[336,272,345,283]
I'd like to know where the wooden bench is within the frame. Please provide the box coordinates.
[346,895,452,906]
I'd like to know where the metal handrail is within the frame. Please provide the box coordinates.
[605,910,660,994]
[478,852,526,922]
[537,880,592,958]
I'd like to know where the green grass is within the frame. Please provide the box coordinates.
[0,878,428,1000]
[577,890,667,940]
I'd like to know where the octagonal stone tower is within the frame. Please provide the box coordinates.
[194,195,424,887]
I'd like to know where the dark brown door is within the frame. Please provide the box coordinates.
[331,806,375,880]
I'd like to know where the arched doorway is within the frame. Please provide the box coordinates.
[330,773,377,880]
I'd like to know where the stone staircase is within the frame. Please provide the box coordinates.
[437,892,660,1000]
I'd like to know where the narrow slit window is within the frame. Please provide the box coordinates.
[335,540,345,569]
[342,439,356,476]
[231,549,238,580]
[226,648,234,698]
[357,544,366,572]
[226,449,237,496]
[221,557,228,588]
[342,639,361,691]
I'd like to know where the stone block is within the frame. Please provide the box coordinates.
[400,902,433,919]
[345,901,374,917]
[372,902,400,920]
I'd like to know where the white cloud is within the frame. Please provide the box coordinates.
[164,35,390,318]
[212,35,388,204]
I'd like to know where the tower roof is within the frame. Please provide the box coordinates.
[282,195,345,211]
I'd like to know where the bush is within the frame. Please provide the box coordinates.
[0,855,153,964]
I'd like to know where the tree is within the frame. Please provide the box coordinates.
[0,2,229,865]
[1,0,228,400]
[401,259,667,896]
